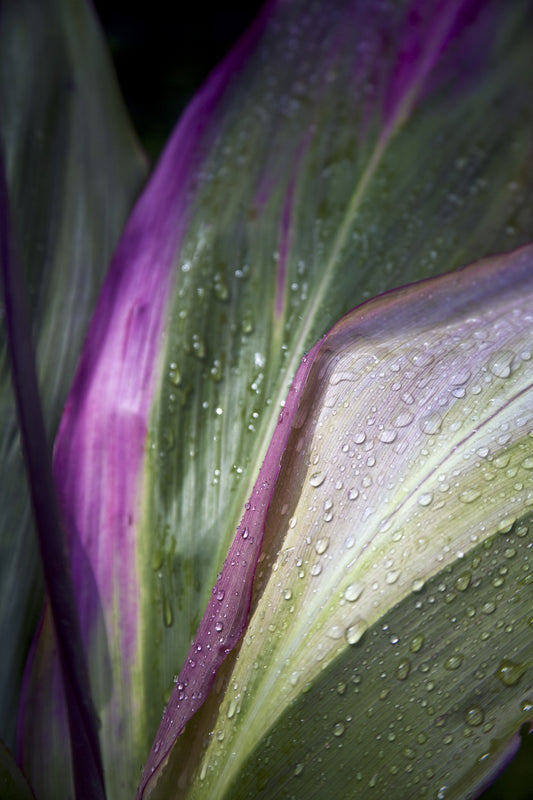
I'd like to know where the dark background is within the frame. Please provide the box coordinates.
[92,0,265,161]
[91,2,533,798]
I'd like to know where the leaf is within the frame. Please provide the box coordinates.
[0,738,35,800]
[147,246,533,799]
[18,0,533,797]
[0,0,146,762]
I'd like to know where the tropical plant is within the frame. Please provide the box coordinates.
[0,1,532,799]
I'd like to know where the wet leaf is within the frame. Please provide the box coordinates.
[148,246,533,799]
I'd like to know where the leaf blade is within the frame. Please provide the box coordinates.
[153,245,533,798]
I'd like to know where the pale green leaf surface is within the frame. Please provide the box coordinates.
[0,0,147,747]
[153,246,533,799]
[138,0,533,764]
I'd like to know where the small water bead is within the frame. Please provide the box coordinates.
[520,698,533,713]
[410,634,425,653]
[293,763,304,777]
[315,537,329,555]
[163,599,173,627]
[378,429,397,443]
[454,571,471,591]
[393,410,414,427]
[418,492,434,507]
[345,618,368,645]
[465,706,485,726]
[310,472,325,487]
[344,583,364,602]
[311,563,322,577]
[495,659,527,687]
[444,654,464,671]
[488,351,515,378]
[419,412,442,435]
[395,658,411,681]
[459,488,482,504]
[386,569,401,585]
[348,487,359,500]
[333,722,345,737]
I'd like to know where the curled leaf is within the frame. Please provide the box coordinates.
[145,246,533,798]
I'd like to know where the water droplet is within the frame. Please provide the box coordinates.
[444,654,464,671]
[419,411,442,435]
[395,658,411,681]
[344,583,364,602]
[216,589,225,601]
[294,763,304,777]
[409,634,425,653]
[465,706,484,726]
[495,659,527,686]
[192,333,205,359]
[454,571,471,592]
[163,598,173,627]
[488,351,515,378]
[283,588,292,601]
[520,698,533,713]
[393,410,414,428]
[345,618,368,645]
[333,722,345,737]
[214,620,224,632]
[378,429,397,443]
[310,471,325,487]
[348,487,359,501]
[311,563,322,576]
[169,362,181,385]
[459,488,482,504]
[151,549,164,571]
[386,569,401,584]
[452,368,472,385]
[418,492,434,507]
[227,696,238,719]
[497,516,516,533]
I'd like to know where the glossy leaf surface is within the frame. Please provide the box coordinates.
[17,0,533,797]
[149,247,533,799]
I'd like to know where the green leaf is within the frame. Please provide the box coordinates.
[150,246,533,799]
[17,0,533,797]
[135,0,533,782]
[0,0,147,750]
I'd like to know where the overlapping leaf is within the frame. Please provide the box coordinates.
[148,246,533,799]
[16,0,533,797]
[0,0,146,752]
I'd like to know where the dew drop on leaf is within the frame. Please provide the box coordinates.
[465,706,485,726]
[495,658,527,686]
